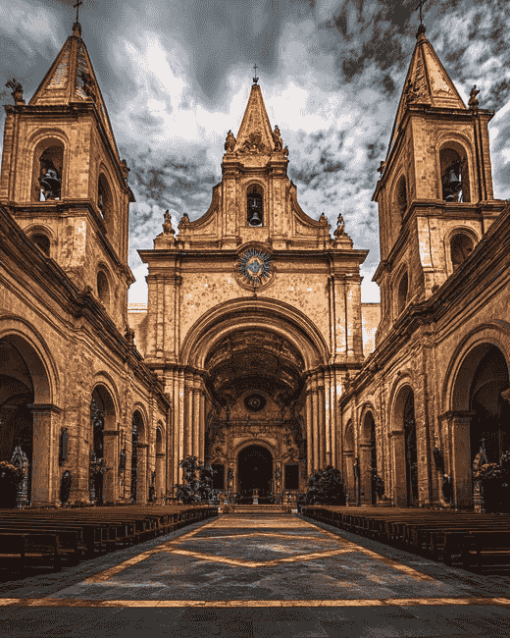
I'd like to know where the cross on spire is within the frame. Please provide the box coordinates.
[74,0,83,23]
[253,64,259,85]
[415,0,427,25]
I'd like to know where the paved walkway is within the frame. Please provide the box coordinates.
[1,513,510,636]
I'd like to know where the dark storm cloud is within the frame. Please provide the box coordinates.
[1,0,510,303]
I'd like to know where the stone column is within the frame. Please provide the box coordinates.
[318,383,326,469]
[333,276,347,360]
[137,443,148,504]
[146,274,158,357]
[29,404,61,507]
[193,381,201,460]
[103,430,119,504]
[346,275,363,361]
[306,390,313,478]
[390,430,406,507]
[359,443,373,505]
[344,451,354,504]
[312,384,320,472]
[199,391,206,462]
[177,370,185,482]
[447,411,475,510]
[156,452,166,502]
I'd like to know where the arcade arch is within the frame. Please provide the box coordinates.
[0,331,57,506]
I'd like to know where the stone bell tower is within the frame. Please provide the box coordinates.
[0,20,135,329]
[373,24,506,344]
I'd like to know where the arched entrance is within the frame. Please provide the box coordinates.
[391,385,418,507]
[449,342,510,509]
[403,392,418,507]
[0,333,53,506]
[131,410,147,504]
[360,411,377,505]
[89,385,116,505]
[238,445,273,502]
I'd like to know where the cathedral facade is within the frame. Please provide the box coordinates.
[0,20,508,510]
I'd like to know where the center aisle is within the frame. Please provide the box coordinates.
[2,513,510,636]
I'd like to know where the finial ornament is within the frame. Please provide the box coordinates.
[224,130,236,153]
[334,213,345,238]
[163,210,175,236]
[272,125,283,151]
[74,0,83,23]
[253,64,259,85]
[6,78,25,105]
[72,0,83,36]
[469,85,480,111]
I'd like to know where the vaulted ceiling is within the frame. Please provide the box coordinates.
[205,328,304,402]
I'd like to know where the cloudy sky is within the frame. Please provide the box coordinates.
[1,0,510,304]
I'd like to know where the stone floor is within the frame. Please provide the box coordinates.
[1,513,510,637]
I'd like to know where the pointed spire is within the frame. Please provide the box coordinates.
[234,83,275,154]
[386,24,466,157]
[28,26,120,161]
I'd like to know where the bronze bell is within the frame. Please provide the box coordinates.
[250,210,262,226]
[443,167,461,202]
[39,166,61,200]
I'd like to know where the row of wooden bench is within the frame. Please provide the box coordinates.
[0,506,218,572]
[300,506,510,572]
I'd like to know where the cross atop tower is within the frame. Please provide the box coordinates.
[74,0,83,23]
[415,0,427,26]
[253,64,259,85]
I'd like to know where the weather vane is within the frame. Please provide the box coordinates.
[74,0,83,23]
[253,64,259,85]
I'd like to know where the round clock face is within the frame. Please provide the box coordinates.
[238,249,272,286]
[244,393,266,412]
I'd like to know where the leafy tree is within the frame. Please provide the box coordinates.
[174,456,217,504]
[305,466,346,505]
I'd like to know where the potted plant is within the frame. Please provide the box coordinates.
[0,461,24,508]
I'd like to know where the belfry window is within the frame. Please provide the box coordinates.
[97,270,110,311]
[247,184,263,226]
[98,174,112,221]
[440,146,469,203]
[37,145,63,201]
[396,175,407,217]
[450,233,474,271]
[397,271,409,315]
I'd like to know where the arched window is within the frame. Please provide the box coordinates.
[396,175,407,217]
[35,143,64,201]
[98,174,112,222]
[247,184,263,226]
[440,143,470,203]
[31,233,50,257]
[397,271,409,315]
[97,270,110,311]
[450,233,474,271]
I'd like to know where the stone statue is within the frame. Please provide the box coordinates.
[179,212,190,227]
[224,130,236,153]
[469,85,480,111]
[272,125,283,151]
[334,213,345,238]
[163,210,175,236]
[120,159,130,180]
[6,78,24,105]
